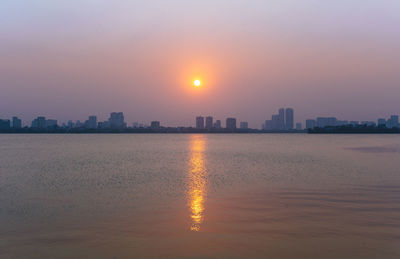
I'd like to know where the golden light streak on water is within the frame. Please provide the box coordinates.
[188,135,207,231]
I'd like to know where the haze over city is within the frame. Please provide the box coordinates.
[1,0,400,127]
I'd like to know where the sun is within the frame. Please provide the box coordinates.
[194,80,201,87]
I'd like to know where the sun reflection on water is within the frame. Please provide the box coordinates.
[188,135,207,231]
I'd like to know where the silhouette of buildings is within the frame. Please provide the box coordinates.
[151,121,160,128]
[390,115,399,128]
[271,114,280,130]
[265,108,297,130]
[214,120,221,129]
[31,116,58,129]
[305,115,400,130]
[98,121,109,129]
[226,118,237,130]
[85,116,97,129]
[31,116,46,129]
[278,108,285,130]
[378,118,386,126]
[46,119,58,128]
[205,116,213,130]
[285,108,294,130]
[380,115,399,128]
[264,120,272,130]
[196,116,204,129]
[316,117,337,128]
[108,112,126,129]
[12,117,22,128]
[67,120,74,128]
[0,119,11,129]
[2,109,399,133]
[349,121,359,126]
[306,119,316,129]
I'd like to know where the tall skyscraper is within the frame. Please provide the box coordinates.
[278,108,285,130]
[12,117,22,128]
[205,116,213,130]
[285,108,294,130]
[109,112,126,129]
[226,118,237,130]
[196,116,204,129]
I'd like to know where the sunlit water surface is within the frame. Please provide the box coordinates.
[1,134,400,258]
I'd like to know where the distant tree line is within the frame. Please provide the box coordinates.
[308,125,400,134]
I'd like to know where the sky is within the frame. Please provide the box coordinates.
[1,0,400,127]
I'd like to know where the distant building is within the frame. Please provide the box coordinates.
[349,121,359,126]
[271,115,280,130]
[306,119,316,129]
[391,115,399,128]
[86,116,97,129]
[336,120,348,126]
[278,108,285,130]
[378,118,386,126]
[226,118,237,130]
[109,112,126,129]
[31,116,47,129]
[316,117,337,128]
[0,119,11,129]
[67,120,74,128]
[240,122,248,129]
[265,120,273,130]
[214,120,221,129]
[98,121,109,129]
[296,123,302,130]
[46,119,58,128]
[151,121,160,128]
[205,116,213,130]
[285,108,294,130]
[75,120,83,128]
[196,116,204,129]
[12,117,22,128]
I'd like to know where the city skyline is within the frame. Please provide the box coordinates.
[1,108,399,131]
[1,1,400,127]
[1,101,400,129]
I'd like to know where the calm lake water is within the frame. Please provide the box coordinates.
[1,134,400,258]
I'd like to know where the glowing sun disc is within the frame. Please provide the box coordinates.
[194,80,201,87]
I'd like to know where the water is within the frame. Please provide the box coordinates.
[1,134,400,258]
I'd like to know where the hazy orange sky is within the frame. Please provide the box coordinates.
[1,0,400,127]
